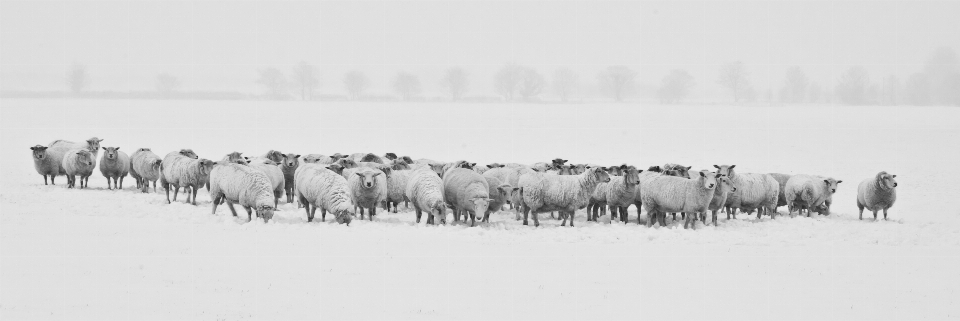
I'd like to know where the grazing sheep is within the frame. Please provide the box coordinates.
[767,173,793,209]
[62,149,97,189]
[294,164,354,224]
[99,147,129,190]
[160,151,215,205]
[280,153,300,203]
[346,167,389,220]
[705,172,737,226]
[663,163,692,179]
[641,171,720,229]
[209,163,276,222]
[483,176,514,222]
[714,165,780,220]
[518,167,610,227]
[405,167,447,225]
[131,149,163,193]
[443,168,491,226]
[784,174,842,217]
[48,137,103,158]
[246,157,286,208]
[30,145,61,185]
[856,171,898,220]
[385,169,412,213]
[590,165,641,223]
[261,150,284,163]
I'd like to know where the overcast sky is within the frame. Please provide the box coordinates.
[1,0,958,100]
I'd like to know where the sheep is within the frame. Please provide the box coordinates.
[302,154,334,164]
[173,149,199,159]
[336,158,360,169]
[767,173,793,209]
[518,166,611,227]
[398,156,414,164]
[531,162,552,172]
[857,171,898,220]
[641,171,720,229]
[442,168,491,226]
[279,153,300,203]
[48,137,103,158]
[627,166,666,224]
[294,163,354,224]
[222,151,247,164]
[385,169,412,213]
[128,148,153,189]
[359,153,385,164]
[405,167,447,225]
[61,149,96,189]
[484,166,536,218]
[589,165,641,223]
[160,151,215,205]
[473,165,490,175]
[663,163,692,179]
[261,150,284,163]
[99,147,129,190]
[784,174,842,217]
[30,145,61,185]
[346,167,389,220]
[244,158,286,207]
[383,153,398,161]
[571,164,589,175]
[714,165,780,220]
[131,149,163,193]
[482,176,514,222]
[606,165,625,176]
[209,163,276,222]
[441,160,475,176]
[705,172,737,226]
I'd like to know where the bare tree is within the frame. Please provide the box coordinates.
[598,65,637,102]
[156,73,181,98]
[393,72,421,101]
[657,69,694,104]
[343,70,369,100]
[67,63,89,95]
[256,68,288,100]
[552,68,579,102]
[291,61,319,101]
[494,64,523,101]
[717,61,751,103]
[516,68,545,101]
[783,66,809,103]
[439,67,468,101]
[836,66,869,105]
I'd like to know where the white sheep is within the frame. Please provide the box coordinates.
[629,166,667,224]
[591,165,641,223]
[280,153,300,203]
[131,149,163,193]
[346,167,388,220]
[62,149,97,189]
[99,147,129,190]
[405,167,447,225]
[128,148,153,189]
[246,157,286,208]
[443,168,491,226]
[714,165,780,220]
[856,171,898,220]
[261,150,284,163]
[641,171,720,229]
[784,174,842,217]
[385,169,412,213]
[209,163,276,222]
[48,137,103,159]
[160,150,215,204]
[483,167,531,219]
[173,148,199,159]
[518,167,611,227]
[294,163,354,224]
[302,154,335,164]
[30,145,61,185]
[482,176,514,222]
[705,171,737,226]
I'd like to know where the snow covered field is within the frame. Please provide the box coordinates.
[2,99,960,320]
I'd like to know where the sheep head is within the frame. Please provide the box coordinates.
[470,197,490,216]
[197,159,215,176]
[355,170,381,188]
[326,163,345,175]
[718,175,737,193]
[823,178,841,194]
[86,137,103,151]
[256,205,275,223]
[877,172,898,189]
[264,150,284,163]
[698,171,719,190]
[383,153,398,160]
[623,165,641,185]
[30,145,48,159]
[400,156,414,164]
[713,165,736,178]
[75,150,94,166]
[335,209,353,225]
[496,184,512,198]
[179,149,199,159]
[591,167,611,183]
[283,154,300,168]
[102,147,120,160]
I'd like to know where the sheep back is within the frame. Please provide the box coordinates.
[405,167,447,221]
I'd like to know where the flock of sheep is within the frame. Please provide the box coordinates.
[29,137,900,228]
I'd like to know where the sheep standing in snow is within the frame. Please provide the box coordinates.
[131,149,163,193]
[443,168,491,226]
[784,174,842,217]
[244,157,286,208]
[48,137,103,158]
[62,149,97,189]
[518,167,610,227]
[482,176,514,222]
[347,167,388,220]
[99,147,129,190]
[128,148,153,189]
[209,163,276,222]
[714,165,780,220]
[385,169,412,213]
[294,164,354,224]
[280,153,300,203]
[30,145,61,185]
[590,165,641,223]
[705,172,736,226]
[767,173,792,210]
[405,167,447,225]
[641,171,720,229]
[857,171,898,220]
[628,166,665,224]
[484,166,533,219]
[160,151,215,205]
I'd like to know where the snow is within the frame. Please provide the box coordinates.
[2,99,960,319]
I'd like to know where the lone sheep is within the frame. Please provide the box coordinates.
[857,171,897,220]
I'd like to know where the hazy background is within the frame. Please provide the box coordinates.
[2,0,959,103]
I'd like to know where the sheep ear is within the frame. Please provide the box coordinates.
[686,166,692,170]
[837,180,842,184]
[295,154,301,158]
[355,172,363,177]
[102,147,107,150]
[729,165,736,169]
[76,152,82,155]
[30,146,36,150]
[713,165,719,169]
[115,147,119,150]
[699,171,706,177]
[891,175,896,178]
[824,179,830,185]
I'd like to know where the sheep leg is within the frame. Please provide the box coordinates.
[873,210,878,221]
[358,207,365,220]
[225,200,239,217]
[415,208,423,223]
[550,212,556,219]
[369,207,377,220]
[67,175,74,188]
[620,206,629,224]
[757,208,762,220]
[659,212,667,227]
[319,208,325,222]
[211,195,222,215]
[191,187,199,206]
[119,176,123,189]
[243,206,253,221]
[522,207,530,226]
[568,210,575,227]
[470,211,476,227]
[883,208,888,220]
[51,175,55,185]
[393,202,398,214]
[532,211,540,227]
[301,199,312,221]
[105,177,111,190]
[858,206,864,220]
[153,181,157,193]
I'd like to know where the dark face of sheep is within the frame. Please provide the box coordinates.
[698,171,719,189]
[593,168,612,183]
[623,166,641,185]
[101,147,119,160]
[647,165,662,173]
[30,145,48,160]
[152,159,162,170]
[471,198,491,216]
[390,159,410,170]
[400,156,414,164]
[550,158,568,169]
[496,184,512,200]
[179,149,199,159]
[335,210,353,225]
[823,179,841,193]
[356,171,381,188]
[327,164,345,175]
[283,154,300,168]
[257,205,275,222]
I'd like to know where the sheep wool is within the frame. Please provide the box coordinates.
[442,168,491,226]
[518,167,611,227]
[131,149,163,193]
[385,169,412,213]
[99,147,129,190]
[128,148,152,189]
[714,165,780,219]
[62,149,97,189]
[295,163,354,224]
[246,157,286,208]
[641,171,720,229]
[302,154,335,165]
[601,165,641,223]
[706,172,736,226]
[160,151,215,205]
[784,174,842,217]
[261,150,284,163]
[346,167,388,220]
[767,173,793,208]
[30,145,61,185]
[483,176,513,222]
[209,163,276,222]
[405,167,447,225]
[857,171,897,220]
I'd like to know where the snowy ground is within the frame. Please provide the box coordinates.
[2,99,960,320]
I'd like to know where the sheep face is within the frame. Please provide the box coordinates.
[264,150,284,163]
[573,164,588,174]
[880,173,898,189]
[76,150,95,166]
[327,164,345,175]
[283,154,300,168]
[592,167,612,183]
[30,145,48,160]
[256,205,275,222]
[101,147,120,160]
[698,171,719,189]
[496,184,512,198]
[713,164,736,177]
[429,164,445,177]
[558,164,575,175]
[550,158,568,169]
[623,166,641,184]
[390,159,410,170]
[151,159,163,170]
[337,159,358,168]
[470,198,490,216]
[335,209,353,225]
[198,159,215,175]
[330,153,345,161]
[719,175,736,193]
[400,156,414,164]
[607,165,624,176]
[647,165,662,173]
[86,137,103,151]
[179,149,199,159]
[823,178,841,194]
[355,171,381,188]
